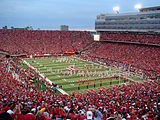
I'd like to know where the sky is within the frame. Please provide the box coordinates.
[0,0,160,30]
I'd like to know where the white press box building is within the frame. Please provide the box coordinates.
[95,6,160,32]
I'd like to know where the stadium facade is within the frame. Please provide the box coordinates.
[95,6,160,32]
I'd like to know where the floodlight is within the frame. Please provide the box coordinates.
[113,6,120,13]
[134,4,142,10]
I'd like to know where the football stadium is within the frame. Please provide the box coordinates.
[0,2,160,120]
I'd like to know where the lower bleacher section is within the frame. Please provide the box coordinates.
[0,60,159,119]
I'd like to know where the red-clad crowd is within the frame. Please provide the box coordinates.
[0,30,159,75]
[0,30,160,119]
[84,42,160,75]
[0,30,93,55]
[0,56,160,120]
[100,32,160,45]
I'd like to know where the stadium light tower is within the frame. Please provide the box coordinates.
[113,6,120,14]
[134,4,142,10]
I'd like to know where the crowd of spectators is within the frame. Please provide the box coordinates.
[0,29,160,119]
[0,30,159,74]
[0,58,160,120]
[100,32,160,45]
[0,30,93,55]
[84,42,160,78]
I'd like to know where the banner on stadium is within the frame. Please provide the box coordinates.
[65,51,75,54]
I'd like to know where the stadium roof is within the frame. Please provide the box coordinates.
[140,6,160,12]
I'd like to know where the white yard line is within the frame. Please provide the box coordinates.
[23,59,69,95]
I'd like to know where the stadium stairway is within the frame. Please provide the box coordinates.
[80,41,96,52]
[0,50,10,56]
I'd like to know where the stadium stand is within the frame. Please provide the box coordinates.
[0,29,159,77]
[0,30,160,119]
[0,30,93,54]
[95,7,160,32]
[0,61,159,119]
[100,31,160,45]
[84,42,160,79]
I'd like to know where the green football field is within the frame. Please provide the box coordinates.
[26,56,144,95]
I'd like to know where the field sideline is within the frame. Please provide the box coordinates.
[26,56,144,94]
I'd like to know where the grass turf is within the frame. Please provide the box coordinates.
[25,56,144,95]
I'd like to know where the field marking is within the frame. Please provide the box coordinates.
[25,56,143,95]
[51,71,55,74]
[23,59,69,95]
